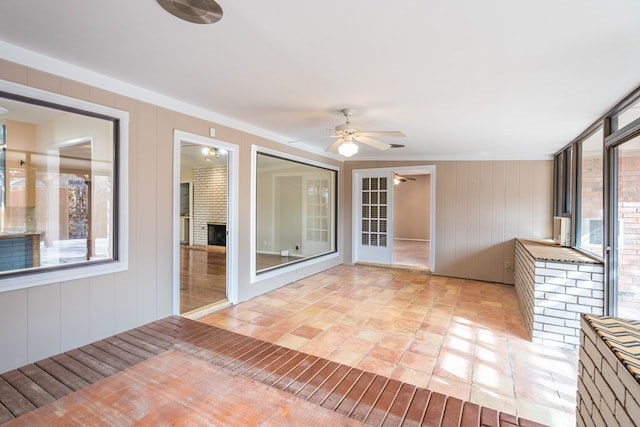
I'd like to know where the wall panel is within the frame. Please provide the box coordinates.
[0,58,343,373]
[27,284,61,362]
[344,159,553,285]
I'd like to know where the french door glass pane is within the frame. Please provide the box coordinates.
[616,134,640,319]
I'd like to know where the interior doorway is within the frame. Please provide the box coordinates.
[392,171,431,269]
[352,165,435,271]
[172,130,238,317]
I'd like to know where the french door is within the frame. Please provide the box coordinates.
[353,170,393,265]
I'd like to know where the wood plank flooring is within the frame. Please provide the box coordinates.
[0,317,547,426]
[180,245,227,313]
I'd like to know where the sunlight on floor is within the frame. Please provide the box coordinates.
[199,264,578,427]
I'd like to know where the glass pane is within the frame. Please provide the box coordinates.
[616,134,640,319]
[362,233,369,245]
[615,98,640,131]
[380,177,387,190]
[0,95,116,274]
[578,128,604,257]
[255,152,337,273]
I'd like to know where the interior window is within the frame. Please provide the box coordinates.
[255,152,336,273]
[0,92,119,278]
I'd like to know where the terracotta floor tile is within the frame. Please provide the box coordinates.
[390,365,430,388]
[328,348,365,366]
[433,350,473,382]
[290,325,324,339]
[409,336,443,356]
[276,334,311,350]
[357,356,396,378]
[299,340,334,359]
[469,386,517,415]
[376,334,412,351]
[197,264,577,427]
[353,329,384,343]
[472,363,514,396]
[368,345,404,364]
[398,351,437,372]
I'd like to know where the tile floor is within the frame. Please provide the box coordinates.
[200,264,578,427]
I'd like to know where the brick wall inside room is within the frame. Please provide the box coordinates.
[193,166,227,246]
[577,316,640,427]
[514,240,604,348]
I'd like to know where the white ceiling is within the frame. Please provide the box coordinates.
[1,0,639,160]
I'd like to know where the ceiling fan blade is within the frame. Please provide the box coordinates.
[325,139,344,152]
[357,136,391,150]
[359,131,406,138]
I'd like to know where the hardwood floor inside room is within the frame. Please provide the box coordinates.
[393,239,430,269]
[180,245,227,313]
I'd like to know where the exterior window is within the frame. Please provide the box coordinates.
[0,83,127,289]
[577,128,604,257]
[614,135,640,319]
[554,147,573,216]
[613,98,640,131]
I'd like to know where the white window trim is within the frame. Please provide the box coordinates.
[0,79,129,292]
[250,145,339,284]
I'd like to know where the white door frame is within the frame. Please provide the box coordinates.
[172,130,239,314]
[353,169,395,265]
[352,165,436,272]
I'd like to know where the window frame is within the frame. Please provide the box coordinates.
[0,79,128,292]
[555,84,640,318]
[574,125,604,258]
[250,145,339,282]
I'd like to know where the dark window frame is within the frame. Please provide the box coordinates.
[0,80,129,292]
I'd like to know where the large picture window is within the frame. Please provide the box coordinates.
[255,152,337,273]
[0,81,127,290]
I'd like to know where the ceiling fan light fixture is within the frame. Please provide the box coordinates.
[338,140,358,157]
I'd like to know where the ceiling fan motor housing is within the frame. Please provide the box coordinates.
[334,123,360,134]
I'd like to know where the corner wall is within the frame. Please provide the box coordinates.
[344,160,553,284]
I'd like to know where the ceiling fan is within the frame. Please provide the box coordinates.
[393,173,416,185]
[323,109,406,157]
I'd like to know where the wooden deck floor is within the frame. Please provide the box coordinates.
[0,317,547,426]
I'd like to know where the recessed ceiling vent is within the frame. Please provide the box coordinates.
[157,0,223,24]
